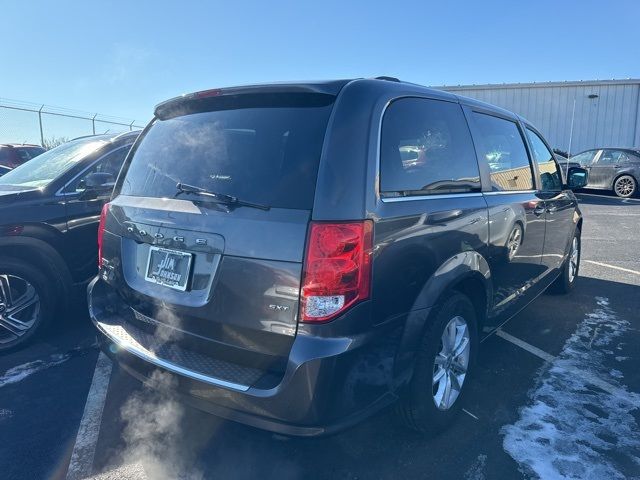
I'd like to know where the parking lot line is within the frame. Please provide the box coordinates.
[495,329,555,363]
[495,329,638,406]
[66,353,113,480]
[576,192,640,203]
[584,260,640,276]
[462,408,479,420]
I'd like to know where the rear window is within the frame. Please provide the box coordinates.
[118,93,335,210]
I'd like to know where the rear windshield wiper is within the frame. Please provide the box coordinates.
[175,183,270,211]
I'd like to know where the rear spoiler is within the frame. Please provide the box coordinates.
[154,81,350,120]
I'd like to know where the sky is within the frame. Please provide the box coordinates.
[1,0,640,125]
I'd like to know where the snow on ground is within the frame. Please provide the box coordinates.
[0,353,70,388]
[502,297,640,479]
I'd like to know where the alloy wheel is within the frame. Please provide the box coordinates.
[0,275,40,344]
[507,225,522,260]
[614,176,635,197]
[432,315,470,410]
[568,236,579,283]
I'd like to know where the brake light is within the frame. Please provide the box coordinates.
[301,221,373,323]
[193,88,222,99]
[98,203,110,268]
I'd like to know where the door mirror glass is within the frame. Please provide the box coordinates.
[566,167,588,189]
[77,172,114,200]
[82,171,114,188]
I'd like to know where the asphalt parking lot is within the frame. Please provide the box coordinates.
[1,191,639,480]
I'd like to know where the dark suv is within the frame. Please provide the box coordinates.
[89,79,587,435]
[0,131,138,351]
[0,143,46,169]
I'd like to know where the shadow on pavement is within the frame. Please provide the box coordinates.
[576,191,640,206]
[91,274,640,480]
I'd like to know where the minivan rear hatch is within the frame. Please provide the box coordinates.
[104,88,338,376]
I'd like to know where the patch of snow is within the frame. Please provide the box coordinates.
[502,297,640,479]
[0,353,70,388]
[464,454,487,480]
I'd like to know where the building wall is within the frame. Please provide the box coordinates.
[440,80,640,154]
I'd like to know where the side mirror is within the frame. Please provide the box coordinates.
[83,172,114,188]
[78,172,115,200]
[566,167,588,190]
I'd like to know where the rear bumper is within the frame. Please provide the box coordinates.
[88,277,400,436]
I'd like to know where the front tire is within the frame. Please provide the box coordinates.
[0,258,55,353]
[397,292,478,434]
[613,175,637,198]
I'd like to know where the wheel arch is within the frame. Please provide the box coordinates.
[0,236,74,309]
[611,171,638,192]
[392,251,491,389]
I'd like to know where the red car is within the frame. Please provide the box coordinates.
[0,143,46,169]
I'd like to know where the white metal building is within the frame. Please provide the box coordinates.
[439,79,640,155]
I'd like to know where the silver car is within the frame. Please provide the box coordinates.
[571,148,640,197]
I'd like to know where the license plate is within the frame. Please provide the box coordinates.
[144,246,193,291]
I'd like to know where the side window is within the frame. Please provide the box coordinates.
[27,147,45,158]
[68,146,129,193]
[571,150,598,166]
[15,149,32,163]
[380,98,480,195]
[601,150,631,165]
[526,128,562,191]
[471,112,533,191]
[598,151,617,165]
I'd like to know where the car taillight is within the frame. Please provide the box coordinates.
[97,203,110,268]
[301,220,373,323]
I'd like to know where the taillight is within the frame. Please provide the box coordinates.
[301,221,373,323]
[97,203,110,268]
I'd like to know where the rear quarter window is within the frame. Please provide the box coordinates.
[380,98,481,196]
[117,93,335,210]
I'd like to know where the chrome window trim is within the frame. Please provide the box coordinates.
[381,192,483,202]
[483,189,537,196]
[55,144,130,197]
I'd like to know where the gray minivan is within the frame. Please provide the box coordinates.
[88,78,588,435]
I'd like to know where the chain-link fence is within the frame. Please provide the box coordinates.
[0,98,146,147]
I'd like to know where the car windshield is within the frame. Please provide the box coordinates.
[0,138,106,190]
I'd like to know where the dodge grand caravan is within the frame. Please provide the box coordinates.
[89,78,588,435]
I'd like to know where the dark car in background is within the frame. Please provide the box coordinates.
[89,78,587,436]
[0,131,138,351]
[571,148,640,197]
[0,143,46,169]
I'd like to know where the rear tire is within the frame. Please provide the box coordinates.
[613,175,637,198]
[549,229,580,294]
[0,257,55,353]
[397,292,478,434]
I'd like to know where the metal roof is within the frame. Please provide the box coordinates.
[438,79,640,91]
